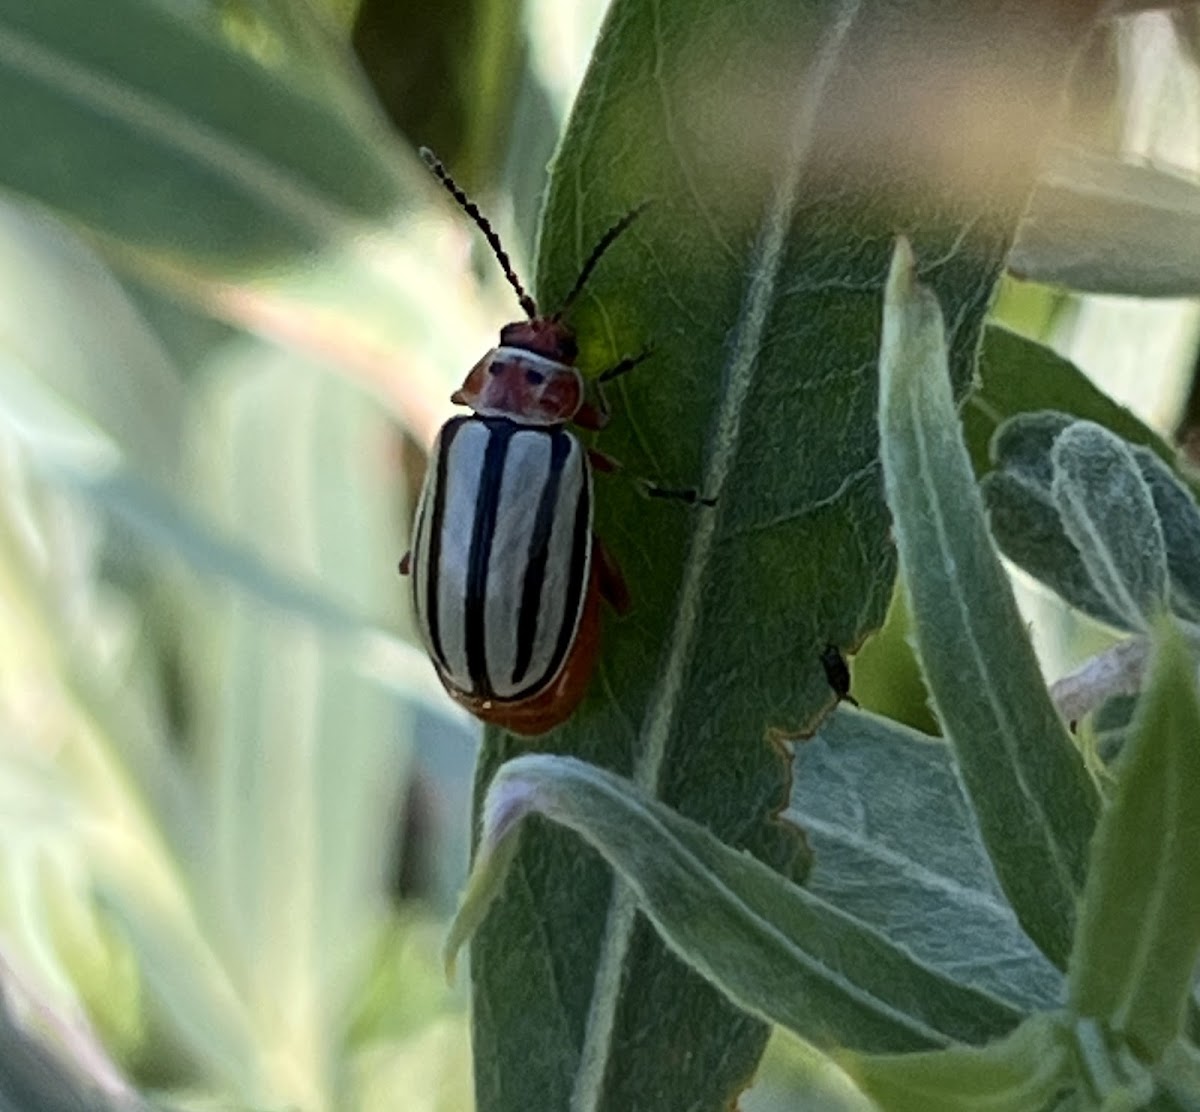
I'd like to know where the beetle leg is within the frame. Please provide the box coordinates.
[587,447,622,473]
[589,451,716,506]
[597,348,653,384]
[398,551,412,576]
[575,400,610,431]
[594,536,632,615]
[576,350,652,432]
[637,479,717,507]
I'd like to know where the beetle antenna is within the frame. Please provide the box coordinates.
[420,147,538,320]
[554,202,650,318]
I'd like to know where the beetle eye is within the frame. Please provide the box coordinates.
[488,363,502,375]
[525,369,545,385]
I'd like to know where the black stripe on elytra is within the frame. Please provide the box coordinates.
[464,418,521,696]
[539,459,590,694]
[511,430,572,686]
[424,417,467,672]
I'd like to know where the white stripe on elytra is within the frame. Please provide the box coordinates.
[535,439,591,686]
[435,422,489,689]
[571,3,866,1109]
[486,431,555,697]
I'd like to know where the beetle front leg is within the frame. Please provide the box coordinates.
[398,551,412,576]
[576,350,654,431]
[597,348,652,384]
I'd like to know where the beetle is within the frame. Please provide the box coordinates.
[400,149,696,736]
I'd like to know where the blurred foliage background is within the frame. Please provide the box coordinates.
[0,2,1197,1111]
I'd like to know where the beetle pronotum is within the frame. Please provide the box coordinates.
[400,149,699,736]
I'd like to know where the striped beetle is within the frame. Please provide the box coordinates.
[400,150,691,736]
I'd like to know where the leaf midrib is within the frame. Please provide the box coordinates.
[570,2,867,1107]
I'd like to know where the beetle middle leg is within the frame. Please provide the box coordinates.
[587,448,715,506]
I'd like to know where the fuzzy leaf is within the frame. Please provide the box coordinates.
[1128,446,1200,624]
[449,754,1026,1052]
[964,327,1174,479]
[1069,622,1200,1061]
[1050,422,1169,632]
[1011,146,1200,298]
[879,239,1100,970]
[983,414,1200,630]
[983,413,1131,629]
[842,1012,1073,1112]
[788,704,1064,1013]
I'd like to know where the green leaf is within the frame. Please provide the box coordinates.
[193,348,413,1074]
[964,327,1174,479]
[1049,422,1169,632]
[1127,447,1200,625]
[1011,146,1200,298]
[96,883,262,1095]
[841,1012,1074,1112]
[789,705,1064,1012]
[879,239,1101,969]
[0,200,186,474]
[1068,621,1200,1061]
[449,754,1026,1053]
[0,0,407,262]
[983,414,1135,631]
[983,414,1200,630]
[1152,1039,1200,1110]
[469,1,1106,1107]
[1069,1019,1156,1111]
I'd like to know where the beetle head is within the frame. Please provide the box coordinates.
[452,343,584,425]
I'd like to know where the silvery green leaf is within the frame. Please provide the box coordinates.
[1129,446,1200,624]
[964,328,1174,481]
[879,240,1101,970]
[1050,422,1169,632]
[983,414,1146,630]
[1012,146,1200,298]
[448,754,1026,1055]
[842,1011,1073,1112]
[789,704,1064,1013]
[1069,622,1200,1061]
[984,412,1200,629]
[983,468,1133,631]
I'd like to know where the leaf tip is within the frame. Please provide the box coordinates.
[886,235,918,302]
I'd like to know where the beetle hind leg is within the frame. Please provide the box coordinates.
[594,537,632,616]
[638,480,717,507]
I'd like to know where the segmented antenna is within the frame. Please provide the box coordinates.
[555,202,651,318]
[419,147,538,320]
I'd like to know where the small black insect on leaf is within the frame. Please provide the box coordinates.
[821,643,857,706]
